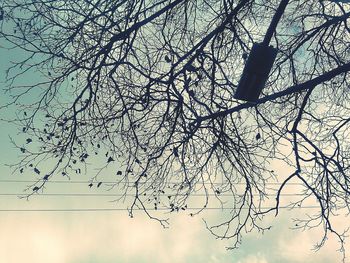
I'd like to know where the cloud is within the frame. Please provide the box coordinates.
[276,228,346,263]
[1,189,349,263]
[274,212,349,263]
[0,209,230,263]
[0,214,68,263]
[237,253,269,263]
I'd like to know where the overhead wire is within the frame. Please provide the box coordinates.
[0,179,304,185]
[0,206,321,212]
[0,180,320,212]
[0,193,308,197]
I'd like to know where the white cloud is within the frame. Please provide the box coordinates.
[237,253,269,263]
[1,191,350,263]
[275,212,349,263]
[0,209,229,263]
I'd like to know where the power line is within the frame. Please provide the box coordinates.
[0,206,321,212]
[0,193,307,197]
[0,179,304,186]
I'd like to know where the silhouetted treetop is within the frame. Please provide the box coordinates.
[1,0,350,257]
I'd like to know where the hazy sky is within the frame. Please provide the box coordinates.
[0,31,349,263]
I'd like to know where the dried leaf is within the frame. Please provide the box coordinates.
[256,133,261,140]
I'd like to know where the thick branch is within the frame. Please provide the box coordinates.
[198,61,350,122]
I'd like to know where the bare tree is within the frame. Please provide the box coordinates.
[1,0,350,257]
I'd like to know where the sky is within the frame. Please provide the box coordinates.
[0,24,349,263]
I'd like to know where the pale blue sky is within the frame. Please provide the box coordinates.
[0,31,348,263]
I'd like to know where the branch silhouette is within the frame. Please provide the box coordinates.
[1,0,350,257]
